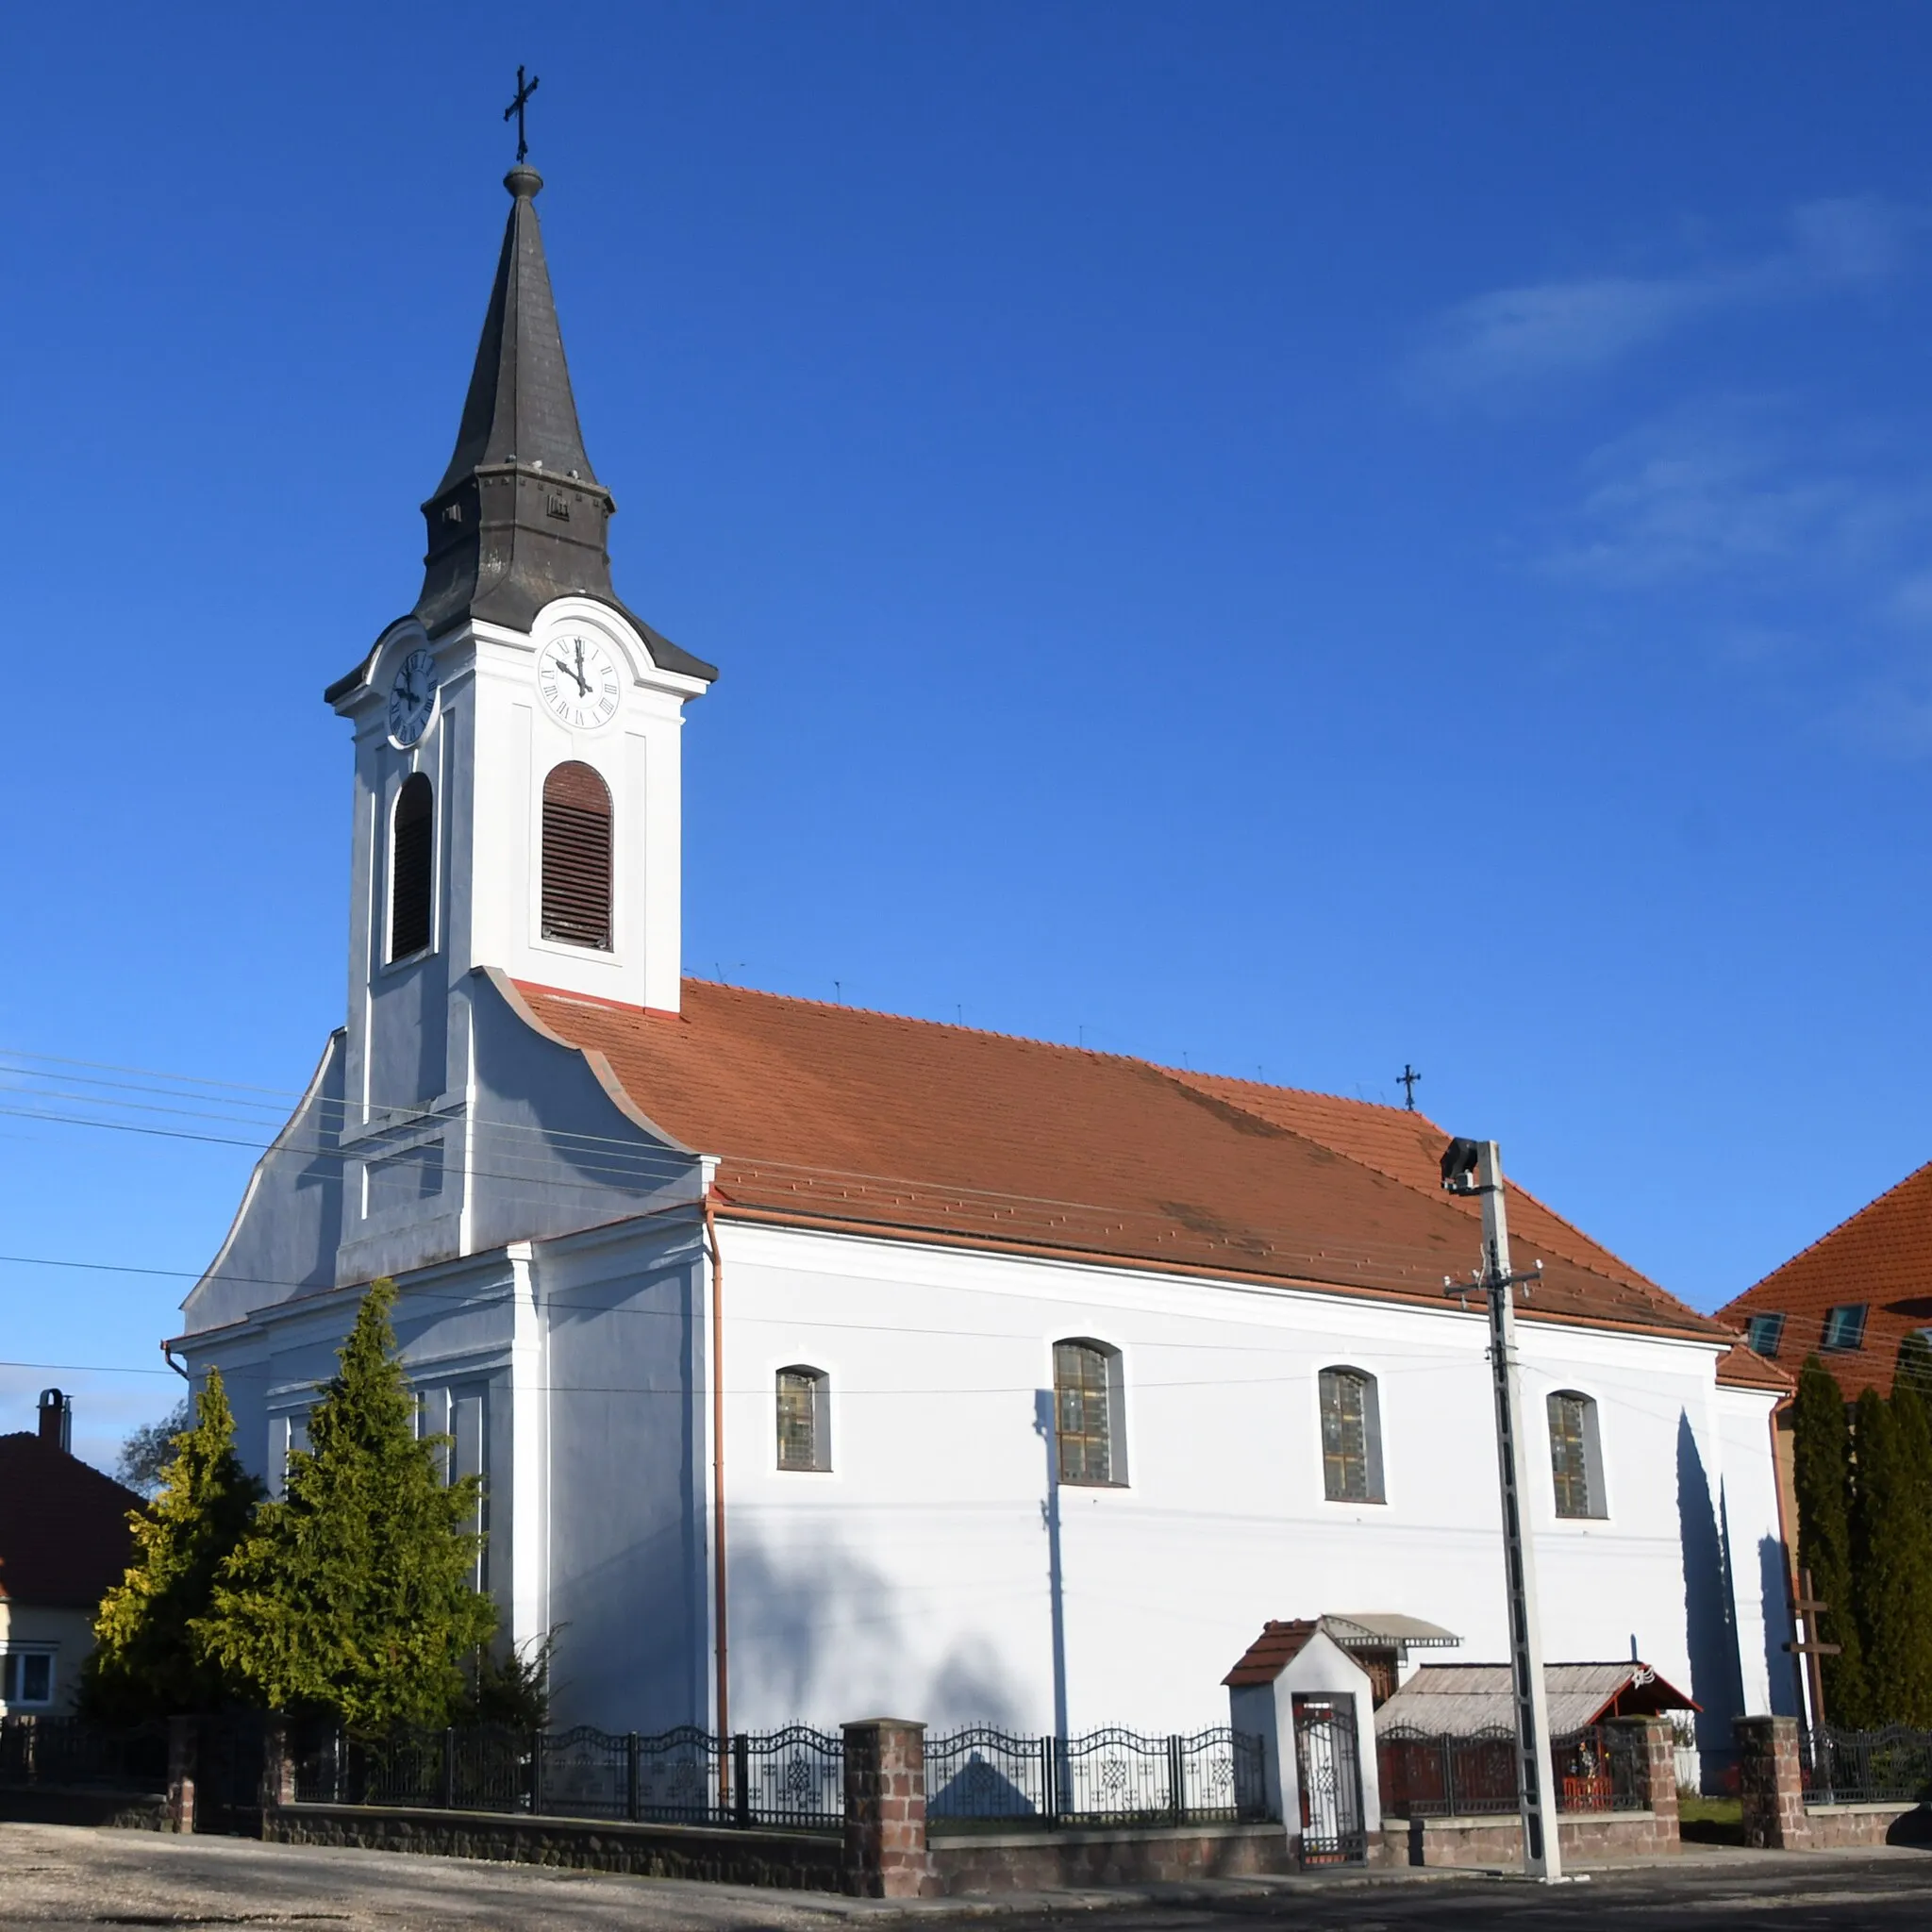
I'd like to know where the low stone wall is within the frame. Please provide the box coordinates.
[930,1822,1291,1892]
[0,1787,170,1831]
[1385,1809,1674,1868]
[1800,1802,1932,1849]
[265,1802,846,1890]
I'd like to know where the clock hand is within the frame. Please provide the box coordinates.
[574,640,591,694]
[556,650,589,696]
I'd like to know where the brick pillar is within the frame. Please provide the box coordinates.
[841,1718,936,1898]
[1612,1718,1680,1847]
[166,1717,197,1835]
[260,1716,295,1810]
[1736,1716,1808,1850]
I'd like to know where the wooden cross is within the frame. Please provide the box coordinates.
[504,65,541,164]
[1783,1567,1840,1735]
[1398,1063,1421,1111]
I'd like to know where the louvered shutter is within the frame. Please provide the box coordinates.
[389,774,434,959]
[541,761,613,948]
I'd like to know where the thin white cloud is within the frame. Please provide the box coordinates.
[1407,198,1919,401]
[1544,399,1930,590]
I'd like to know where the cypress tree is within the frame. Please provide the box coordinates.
[82,1368,263,1719]
[194,1279,496,1730]
[1791,1356,1869,1725]
[1850,1388,1932,1725]
[1894,1331,1932,1451]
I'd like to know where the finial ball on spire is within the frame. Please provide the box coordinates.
[506,165,544,201]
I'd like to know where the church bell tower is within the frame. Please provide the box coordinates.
[326,164,716,1127]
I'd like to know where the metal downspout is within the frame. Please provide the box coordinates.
[704,1190,730,1771]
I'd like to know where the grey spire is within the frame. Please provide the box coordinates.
[413,167,714,680]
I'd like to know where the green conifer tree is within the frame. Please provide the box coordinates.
[194,1279,496,1729]
[1894,1331,1932,1451]
[81,1368,263,1719]
[1791,1356,1869,1725]
[1850,1388,1932,1724]
[1862,1377,1932,1725]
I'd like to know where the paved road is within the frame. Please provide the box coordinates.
[2,1826,1929,1930]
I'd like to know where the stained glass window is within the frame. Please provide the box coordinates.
[1054,1341,1117,1485]
[777,1368,828,1472]
[1319,1368,1384,1503]
[1548,1391,1601,1519]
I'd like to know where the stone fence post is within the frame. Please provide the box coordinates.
[1737,1715,1808,1850]
[841,1718,936,1898]
[260,1716,295,1810]
[166,1717,197,1835]
[1611,1717,1679,1845]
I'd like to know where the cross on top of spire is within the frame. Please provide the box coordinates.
[504,64,540,165]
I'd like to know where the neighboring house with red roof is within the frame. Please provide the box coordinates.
[170,159,1797,1748]
[0,1393,140,1715]
[1717,1160,1932,1403]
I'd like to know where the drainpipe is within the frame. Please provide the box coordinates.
[703,1187,730,1771]
[1766,1391,1812,1726]
[161,1341,189,1381]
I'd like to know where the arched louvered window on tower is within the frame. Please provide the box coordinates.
[541,761,613,949]
[389,774,434,960]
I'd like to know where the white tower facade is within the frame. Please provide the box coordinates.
[325,162,716,1139]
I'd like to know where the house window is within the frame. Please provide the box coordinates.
[1744,1312,1786,1358]
[541,761,613,949]
[1053,1340,1125,1486]
[2,1651,55,1709]
[1548,1391,1607,1520]
[1822,1305,1868,1352]
[389,774,434,959]
[776,1367,831,1473]
[1319,1367,1386,1503]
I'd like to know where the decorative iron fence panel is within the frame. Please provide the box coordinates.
[290,1721,841,1829]
[925,1724,1268,1828]
[1377,1724,1646,1818]
[0,1715,168,1793]
[1802,1724,1932,1806]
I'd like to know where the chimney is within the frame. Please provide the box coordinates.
[37,1388,72,1454]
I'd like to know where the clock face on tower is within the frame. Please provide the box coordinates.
[537,634,623,729]
[387,648,439,747]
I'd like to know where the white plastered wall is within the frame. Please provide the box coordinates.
[705,1219,1768,1738]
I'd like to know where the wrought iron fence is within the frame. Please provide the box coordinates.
[0,1715,169,1793]
[1801,1724,1932,1807]
[925,1724,1269,1828]
[290,1720,842,1829]
[1376,1724,1648,1818]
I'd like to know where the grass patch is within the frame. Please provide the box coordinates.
[1678,1792,1744,1845]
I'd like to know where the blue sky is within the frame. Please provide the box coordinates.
[6,3,1932,1468]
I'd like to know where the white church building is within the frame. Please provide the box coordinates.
[172,162,1797,1749]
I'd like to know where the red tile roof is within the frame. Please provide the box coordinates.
[1224,1618,1324,1687]
[1713,1341,1791,1393]
[0,1435,141,1608]
[508,977,1733,1347]
[1716,1159,1932,1400]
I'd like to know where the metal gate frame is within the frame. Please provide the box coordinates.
[1291,1692,1366,1867]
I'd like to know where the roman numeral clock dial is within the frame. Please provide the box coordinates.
[387,647,439,748]
[537,635,623,729]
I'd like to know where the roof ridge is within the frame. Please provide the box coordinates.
[1724,1157,1932,1307]
[672,976,1433,1118]
[1173,1068,1685,1314]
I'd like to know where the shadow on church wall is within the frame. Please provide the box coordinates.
[1759,1533,1801,1718]
[724,1527,1026,1731]
[1676,1411,1745,1761]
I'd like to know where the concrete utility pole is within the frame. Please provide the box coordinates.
[1442,1137,1562,1882]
